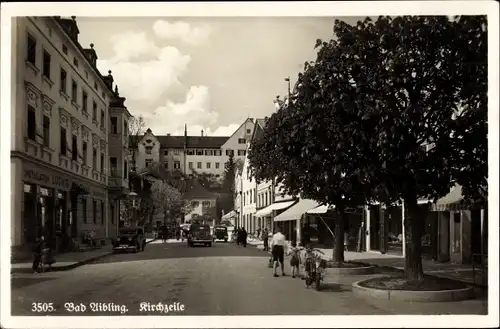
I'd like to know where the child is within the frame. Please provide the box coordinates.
[288,241,301,278]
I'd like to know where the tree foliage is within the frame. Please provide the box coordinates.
[249,16,487,276]
[223,153,237,194]
[128,115,146,170]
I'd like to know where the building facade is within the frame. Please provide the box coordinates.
[10,16,128,252]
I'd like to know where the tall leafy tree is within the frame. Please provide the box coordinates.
[223,153,237,200]
[128,115,146,171]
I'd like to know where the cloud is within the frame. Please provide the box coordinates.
[97,46,191,102]
[109,31,160,61]
[153,20,212,46]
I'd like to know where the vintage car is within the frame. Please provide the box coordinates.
[213,225,229,242]
[113,227,146,253]
[187,223,213,247]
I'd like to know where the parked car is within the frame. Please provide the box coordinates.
[188,223,213,247]
[113,227,146,253]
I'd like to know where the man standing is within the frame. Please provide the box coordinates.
[240,227,248,247]
[262,227,269,251]
[270,227,287,277]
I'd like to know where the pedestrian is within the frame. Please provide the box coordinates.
[262,227,269,251]
[32,236,44,274]
[270,227,287,277]
[240,227,248,247]
[288,241,301,278]
[256,227,261,241]
[235,227,240,245]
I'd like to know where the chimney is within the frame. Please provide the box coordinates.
[201,129,204,137]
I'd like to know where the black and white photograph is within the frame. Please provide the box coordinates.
[0,1,498,328]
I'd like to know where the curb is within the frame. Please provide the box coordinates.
[351,260,488,290]
[352,277,474,302]
[324,265,376,277]
[11,252,113,274]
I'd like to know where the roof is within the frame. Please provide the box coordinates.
[182,179,217,200]
[132,135,229,149]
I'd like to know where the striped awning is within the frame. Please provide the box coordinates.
[255,200,296,217]
[274,199,319,222]
[221,210,237,220]
[431,185,466,211]
[306,204,332,214]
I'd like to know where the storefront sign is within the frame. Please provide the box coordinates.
[24,169,71,190]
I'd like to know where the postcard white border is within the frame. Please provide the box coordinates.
[1,1,499,328]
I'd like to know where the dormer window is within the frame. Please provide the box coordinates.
[146,139,152,143]
[238,138,246,144]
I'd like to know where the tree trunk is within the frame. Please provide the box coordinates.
[333,207,346,264]
[403,196,424,282]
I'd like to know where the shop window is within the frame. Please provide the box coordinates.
[174,161,180,169]
[27,34,37,65]
[60,127,67,156]
[101,201,104,224]
[82,141,87,165]
[93,200,97,223]
[92,148,97,169]
[42,50,51,79]
[27,105,36,140]
[100,153,104,172]
[71,135,78,161]
[60,68,67,93]
[111,117,118,134]
[82,197,87,223]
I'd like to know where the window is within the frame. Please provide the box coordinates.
[238,138,245,144]
[123,121,127,136]
[164,150,168,156]
[92,101,97,119]
[173,149,180,155]
[246,129,251,134]
[186,150,194,155]
[197,162,202,169]
[191,201,199,208]
[111,117,118,134]
[110,157,117,176]
[60,68,67,93]
[124,161,128,179]
[174,161,180,169]
[43,115,50,146]
[164,162,168,169]
[85,71,88,79]
[62,44,68,55]
[101,110,105,126]
[93,200,97,223]
[196,149,204,156]
[94,81,98,90]
[101,201,104,224]
[145,147,152,155]
[145,159,152,168]
[82,91,88,112]
[100,153,104,172]
[215,162,220,169]
[202,201,211,208]
[71,80,77,101]
[72,135,78,161]
[82,141,87,165]
[73,57,79,67]
[27,105,36,140]
[206,162,211,169]
[60,127,67,156]
[82,197,87,223]
[188,162,193,169]
[225,149,234,156]
[27,34,36,64]
[42,50,51,79]
[92,147,97,169]
[238,150,246,156]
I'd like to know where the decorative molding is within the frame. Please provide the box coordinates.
[24,81,41,108]
[81,125,91,142]
[59,107,71,128]
[41,94,55,117]
[92,133,99,147]
[99,139,107,152]
[71,117,82,136]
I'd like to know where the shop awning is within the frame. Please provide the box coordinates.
[274,199,319,222]
[221,210,237,220]
[431,184,465,211]
[255,200,296,217]
[306,204,332,214]
[70,182,89,195]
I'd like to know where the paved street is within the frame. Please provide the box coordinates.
[11,242,487,316]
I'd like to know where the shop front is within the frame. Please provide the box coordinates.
[13,158,107,251]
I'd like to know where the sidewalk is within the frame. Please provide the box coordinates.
[10,238,157,274]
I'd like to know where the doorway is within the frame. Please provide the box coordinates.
[369,205,380,251]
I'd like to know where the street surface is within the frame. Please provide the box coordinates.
[11,241,487,316]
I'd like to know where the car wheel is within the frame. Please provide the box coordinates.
[208,243,212,247]
[224,238,227,242]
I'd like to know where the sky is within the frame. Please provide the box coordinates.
[77,16,364,137]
